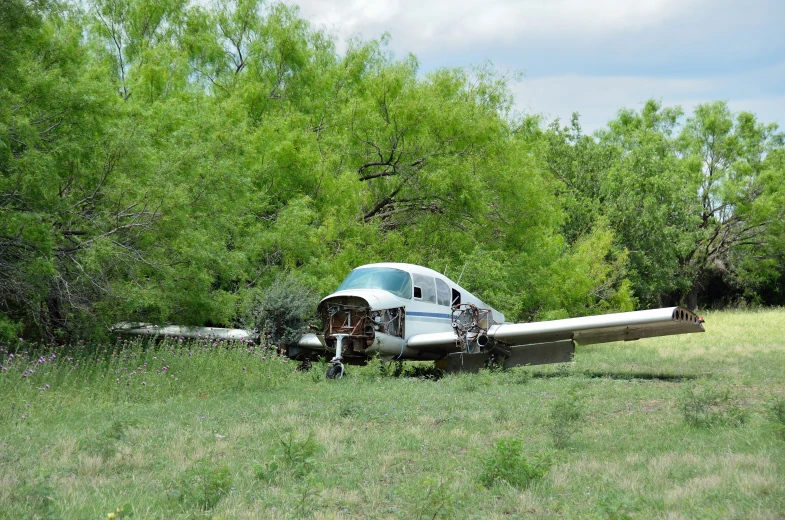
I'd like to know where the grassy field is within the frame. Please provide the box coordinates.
[2,309,785,519]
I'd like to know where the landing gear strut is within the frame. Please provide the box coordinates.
[327,334,347,379]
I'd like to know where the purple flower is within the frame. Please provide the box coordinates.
[142,381,146,386]
[45,384,49,389]
[242,367,246,371]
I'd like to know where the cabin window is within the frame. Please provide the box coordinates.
[436,279,451,306]
[411,274,436,303]
[451,289,461,306]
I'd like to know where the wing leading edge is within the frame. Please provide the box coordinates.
[405,307,704,352]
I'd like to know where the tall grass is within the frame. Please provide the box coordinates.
[1,309,784,518]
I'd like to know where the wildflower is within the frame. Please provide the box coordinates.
[45,384,49,389]
[142,381,146,386]
[242,367,246,371]
[108,513,115,519]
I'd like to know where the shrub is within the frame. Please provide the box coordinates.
[243,274,319,347]
[172,459,232,511]
[479,437,549,489]
[678,384,747,428]
[278,429,319,478]
[547,385,585,449]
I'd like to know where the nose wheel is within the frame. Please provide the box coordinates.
[326,333,348,380]
[326,363,345,379]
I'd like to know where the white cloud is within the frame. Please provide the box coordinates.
[291,0,785,131]
[296,0,703,52]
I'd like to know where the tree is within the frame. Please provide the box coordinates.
[544,100,785,308]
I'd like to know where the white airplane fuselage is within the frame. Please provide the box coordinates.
[295,262,504,363]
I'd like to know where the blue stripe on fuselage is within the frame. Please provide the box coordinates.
[407,311,452,319]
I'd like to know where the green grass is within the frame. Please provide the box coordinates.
[2,309,785,519]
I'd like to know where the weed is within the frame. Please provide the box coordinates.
[679,383,747,428]
[253,459,280,482]
[277,429,319,478]
[309,357,329,383]
[507,365,531,385]
[402,363,444,380]
[79,419,138,460]
[105,503,133,519]
[339,403,362,418]
[3,477,59,519]
[458,370,492,391]
[171,458,232,512]
[547,385,585,449]
[596,494,638,520]
[479,437,549,489]
[293,474,322,518]
[408,477,456,520]
[767,396,785,440]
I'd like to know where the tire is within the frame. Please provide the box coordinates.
[326,364,344,379]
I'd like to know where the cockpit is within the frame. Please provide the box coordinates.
[336,267,413,299]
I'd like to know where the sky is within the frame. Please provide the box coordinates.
[293,0,785,133]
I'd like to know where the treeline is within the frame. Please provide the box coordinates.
[1,0,784,342]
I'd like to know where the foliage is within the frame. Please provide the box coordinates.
[171,459,232,512]
[1,0,783,345]
[243,273,320,346]
[276,429,319,478]
[544,101,785,308]
[678,383,747,428]
[547,384,585,448]
[479,437,549,489]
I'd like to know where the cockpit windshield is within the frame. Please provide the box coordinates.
[336,267,412,299]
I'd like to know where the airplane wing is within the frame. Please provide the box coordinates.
[489,306,704,346]
[405,307,704,368]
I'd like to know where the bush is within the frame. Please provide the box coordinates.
[678,384,747,428]
[243,274,319,347]
[547,385,585,449]
[255,429,320,481]
[171,459,232,511]
[479,437,549,489]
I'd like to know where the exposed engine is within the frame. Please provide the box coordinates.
[319,295,405,364]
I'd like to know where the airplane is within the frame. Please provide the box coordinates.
[116,262,705,379]
[293,263,705,378]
